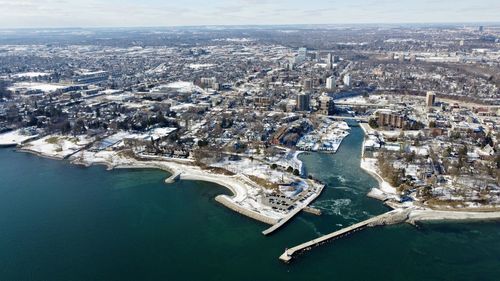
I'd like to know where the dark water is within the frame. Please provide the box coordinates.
[0,127,499,281]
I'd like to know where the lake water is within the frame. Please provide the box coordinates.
[0,127,499,280]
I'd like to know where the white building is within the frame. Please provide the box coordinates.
[326,76,336,91]
[296,47,307,63]
[343,74,351,87]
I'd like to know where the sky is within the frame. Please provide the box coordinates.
[0,0,499,28]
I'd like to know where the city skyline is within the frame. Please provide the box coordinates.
[1,0,499,28]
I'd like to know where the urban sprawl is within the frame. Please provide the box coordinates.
[0,25,499,229]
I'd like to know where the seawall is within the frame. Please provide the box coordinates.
[215,195,278,225]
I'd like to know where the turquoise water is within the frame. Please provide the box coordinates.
[0,127,499,281]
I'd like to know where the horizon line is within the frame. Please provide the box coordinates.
[1,21,500,31]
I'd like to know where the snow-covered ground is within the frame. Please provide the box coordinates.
[335,95,368,103]
[360,123,400,201]
[266,148,303,172]
[409,209,500,222]
[211,157,299,186]
[0,129,38,146]
[159,81,203,93]
[12,72,50,78]
[8,82,68,93]
[361,157,398,195]
[71,150,129,166]
[188,63,215,69]
[22,135,93,159]
[297,121,350,152]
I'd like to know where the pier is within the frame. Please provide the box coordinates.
[279,209,410,263]
[165,172,182,183]
[303,206,322,216]
[262,184,325,236]
[262,206,303,235]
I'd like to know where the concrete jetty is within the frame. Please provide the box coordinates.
[303,206,322,216]
[262,184,325,236]
[279,209,410,263]
[165,172,181,183]
[262,206,303,235]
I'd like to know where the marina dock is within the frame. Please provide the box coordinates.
[279,209,409,263]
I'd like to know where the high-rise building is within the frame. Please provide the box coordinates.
[327,53,333,63]
[326,76,336,91]
[296,93,311,111]
[318,94,335,115]
[343,74,351,87]
[297,47,307,63]
[377,111,407,128]
[303,79,313,91]
[201,77,217,88]
[479,26,484,32]
[332,55,340,63]
[426,91,436,107]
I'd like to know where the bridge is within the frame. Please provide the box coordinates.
[335,102,387,108]
[319,115,370,122]
[279,209,410,263]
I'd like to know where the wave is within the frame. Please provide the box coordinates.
[336,175,347,184]
[312,198,373,221]
[312,198,352,217]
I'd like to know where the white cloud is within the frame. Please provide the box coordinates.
[0,0,498,27]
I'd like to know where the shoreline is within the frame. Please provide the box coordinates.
[17,147,67,161]
[358,123,398,201]
[14,124,500,227]
[357,122,500,223]
[15,146,313,226]
[409,209,500,223]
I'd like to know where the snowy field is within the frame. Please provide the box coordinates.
[0,129,38,146]
[297,121,350,152]
[160,81,202,93]
[188,63,215,69]
[360,157,399,203]
[12,72,50,78]
[211,157,300,185]
[267,149,303,172]
[8,82,68,93]
[22,135,94,159]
